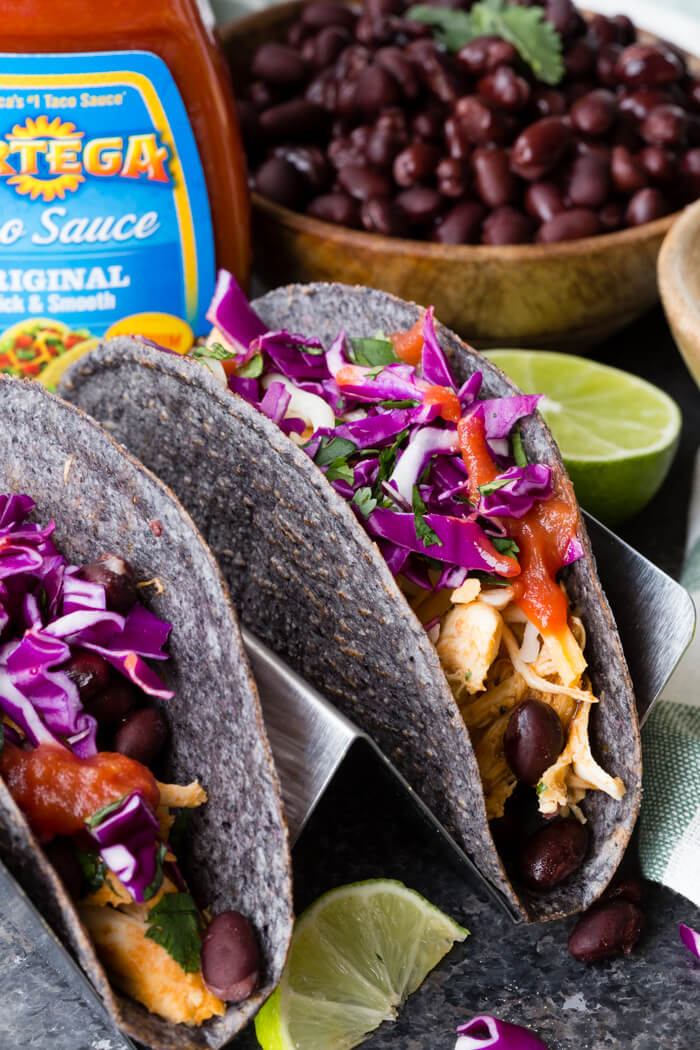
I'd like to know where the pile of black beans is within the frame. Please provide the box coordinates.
[237,0,700,244]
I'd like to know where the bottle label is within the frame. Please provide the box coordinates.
[0,50,216,373]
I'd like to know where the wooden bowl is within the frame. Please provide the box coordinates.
[658,197,700,387]
[222,3,691,351]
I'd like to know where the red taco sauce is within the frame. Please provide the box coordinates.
[458,412,578,639]
[0,742,159,841]
[0,0,249,342]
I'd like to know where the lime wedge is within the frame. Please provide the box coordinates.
[255,879,468,1050]
[484,350,681,525]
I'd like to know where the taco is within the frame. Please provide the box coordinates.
[0,317,96,378]
[0,376,293,1048]
[60,279,642,923]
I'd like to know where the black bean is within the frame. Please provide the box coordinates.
[376,47,420,100]
[436,156,469,198]
[625,187,670,225]
[80,554,137,615]
[338,165,393,201]
[201,911,260,1002]
[545,0,583,39]
[360,197,408,236]
[619,88,670,123]
[432,200,485,244]
[566,153,610,208]
[615,44,684,88]
[302,1,355,31]
[596,43,623,88]
[393,143,442,187]
[308,192,361,226]
[472,146,516,207]
[537,208,601,242]
[444,116,471,159]
[314,25,352,68]
[525,181,565,222]
[396,186,443,225]
[272,145,332,194]
[637,145,675,183]
[568,899,644,962]
[640,104,687,147]
[113,707,169,768]
[254,156,307,208]
[64,649,112,701]
[477,66,530,112]
[564,39,596,78]
[598,200,625,231]
[251,43,307,89]
[510,117,573,180]
[84,681,140,728]
[531,87,567,118]
[353,63,401,116]
[570,89,617,136]
[259,100,328,141]
[455,96,508,145]
[504,699,564,784]
[518,818,590,889]
[412,107,445,142]
[603,875,644,906]
[456,35,517,77]
[482,205,534,245]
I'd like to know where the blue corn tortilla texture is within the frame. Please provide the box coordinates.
[0,376,293,1050]
[60,283,642,924]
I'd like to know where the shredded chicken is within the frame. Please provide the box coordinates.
[437,601,503,694]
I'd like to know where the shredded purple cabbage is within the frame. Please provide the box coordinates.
[679,923,700,959]
[88,792,163,903]
[455,1015,549,1049]
[195,270,583,598]
[0,493,175,903]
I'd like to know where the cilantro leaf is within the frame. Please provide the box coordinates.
[143,842,168,902]
[349,336,400,367]
[352,487,378,518]
[470,570,511,587]
[412,486,443,548]
[479,477,510,496]
[512,425,528,467]
[146,892,202,973]
[325,460,355,485]
[73,847,107,895]
[536,781,546,796]
[314,436,357,467]
[190,341,237,362]
[376,427,410,487]
[492,536,520,559]
[85,795,129,829]
[407,0,564,85]
[406,3,474,49]
[297,343,325,356]
[237,353,264,379]
[379,399,421,409]
[472,0,564,86]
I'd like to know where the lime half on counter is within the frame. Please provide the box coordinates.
[255,878,468,1050]
[485,350,681,526]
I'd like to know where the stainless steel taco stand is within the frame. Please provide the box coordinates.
[0,514,694,1046]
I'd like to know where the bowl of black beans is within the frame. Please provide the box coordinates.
[224,0,700,350]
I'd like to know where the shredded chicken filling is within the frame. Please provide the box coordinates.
[408,577,625,822]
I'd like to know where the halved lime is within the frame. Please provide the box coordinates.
[254,879,468,1050]
[484,350,681,525]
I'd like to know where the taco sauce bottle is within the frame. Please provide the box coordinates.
[0,0,249,360]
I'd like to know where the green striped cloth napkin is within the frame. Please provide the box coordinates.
[638,473,700,908]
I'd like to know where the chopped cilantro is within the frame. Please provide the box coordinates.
[190,341,237,362]
[352,487,378,518]
[412,486,442,548]
[536,782,546,796]
[500,705,507,714]
[512,426,528,468]
[479,477,510,496]
[314,436,357,467]
[349,336,400,367]
[72,847,107,895]
[237,353,264,379]
[407,0,564,84]
[325,460,355,485]
[465,671,472,682]
[470,571,511,587]
[298,343,325,356]
[146,892,202,973]
[85,795,129,829]
[379,399,420,409]
[376,427,410,486]
[143,842,168,902]
[492,536,520,559]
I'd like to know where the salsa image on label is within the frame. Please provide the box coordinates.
[0,50,217,345]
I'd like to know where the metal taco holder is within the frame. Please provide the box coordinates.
[0,513,694,1044]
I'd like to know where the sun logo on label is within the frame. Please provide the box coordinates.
[4,116,85,201]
